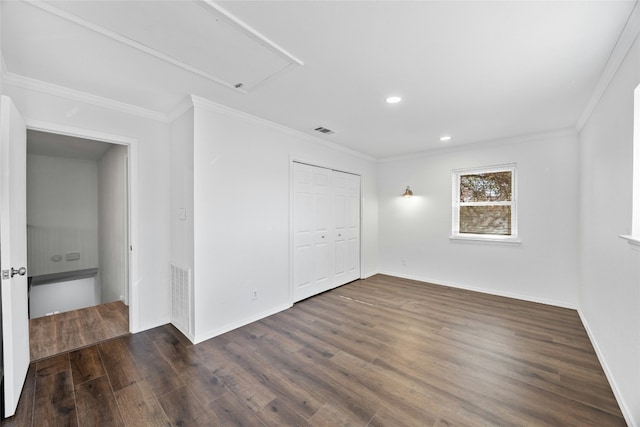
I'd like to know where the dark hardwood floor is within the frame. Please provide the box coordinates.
[29,301,129,361]
[5,275,626,426]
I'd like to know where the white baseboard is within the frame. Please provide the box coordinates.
[577,308,635,427]
[193,302,292,344]
[374,271,633,426]
[170,321,196,343]
[377,270,577,309]
[361,270,379,279]
[132,315,171,335]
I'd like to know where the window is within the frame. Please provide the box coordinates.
[621,83,640,248]
[452,164,518,242]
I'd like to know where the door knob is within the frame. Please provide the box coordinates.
[11,267,26,277]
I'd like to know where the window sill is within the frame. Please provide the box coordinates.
[619,235,640,250]
[449,235,522,245]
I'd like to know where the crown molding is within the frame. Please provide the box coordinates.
[188,95,376,162]
[1,71,374,162]
[25,0,302,94]
[25,0,241,93]
[26,119,138,145]
[167,96,196,122]
[577,0,640,131]
[377,128,578,163]
[2,72,168,122]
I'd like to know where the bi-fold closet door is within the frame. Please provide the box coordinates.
[292,162,361,302]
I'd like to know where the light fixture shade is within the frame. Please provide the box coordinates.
[403,186,413,197]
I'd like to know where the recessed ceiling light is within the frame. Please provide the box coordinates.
[385,96,402,104]
[440,135,452,142]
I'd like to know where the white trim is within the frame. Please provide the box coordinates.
[620,234,640,250]
[378,128,577,163]
[632,84,640,239]
[3,73,167,123]
[195,0,303,67]
[0,53,7,77]
[577,308,634,427]
[24,119,142,333]
[289,159,364,305]
[190,95,376,161]
[361,271,379,280]
[4,73,374,163]
[449,235,522,245]
[167,96,196,123]
[26,0,301,94]
[377,271,577,309]
[172,322,195,345]
[193,302,292,344]
[577,1,640,131]
[451,164,518,242]
[288,158,295,307]
[26,120,137,145]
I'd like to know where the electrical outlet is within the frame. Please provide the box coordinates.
[66,252,80,261]
[252,289,258,300]
[401,259,407,266]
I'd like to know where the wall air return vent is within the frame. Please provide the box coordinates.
[314,127,335,135]
[171,264,193,339]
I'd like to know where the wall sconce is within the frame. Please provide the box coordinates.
[402,186,413,198]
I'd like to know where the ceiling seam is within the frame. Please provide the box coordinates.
[24,0,245,94]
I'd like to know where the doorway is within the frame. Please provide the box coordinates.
[291,161,362,302]
[25,129,131,360]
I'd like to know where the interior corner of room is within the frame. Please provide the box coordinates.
[0,0,639,425]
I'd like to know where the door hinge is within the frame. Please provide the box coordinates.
[2,270,9,280]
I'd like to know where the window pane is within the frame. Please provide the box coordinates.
[459,205,511,235]
[460,171,512,202]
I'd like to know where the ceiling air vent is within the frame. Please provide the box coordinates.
[314,127,335,135]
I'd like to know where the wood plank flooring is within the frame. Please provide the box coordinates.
[6,275,626,426]
[29,301,129,361]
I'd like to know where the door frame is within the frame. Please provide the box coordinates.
[25,120,140,332]
[289,158,364,305]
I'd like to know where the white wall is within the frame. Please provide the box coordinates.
[98,144,128,304]
[27,153,98,276]
[578,33,640,425]
[377,130,580,308]
[5,85,172,332]
[182,97,378,343]
[169,108,194,273]
[30,276,96,318]
[169,107,195,338]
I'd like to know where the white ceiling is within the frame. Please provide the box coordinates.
[2,1,637,159]
[27,130,112,160]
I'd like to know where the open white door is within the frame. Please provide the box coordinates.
[0,96,29,417]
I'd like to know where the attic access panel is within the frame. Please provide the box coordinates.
[39,0,302,92]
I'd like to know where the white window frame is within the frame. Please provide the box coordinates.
[620,83,640,249]
[451,163,520,243]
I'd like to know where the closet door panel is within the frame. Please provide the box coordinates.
[312,169,331,286]
[293,192,313,289]
[333,173,348,283]
[293,163,333,301]
[293,163,361,301]
[293,165,313,290]
[343,172,361,283]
